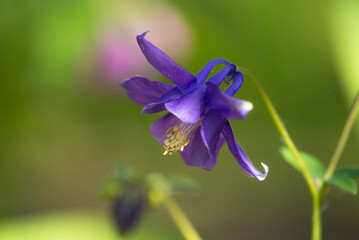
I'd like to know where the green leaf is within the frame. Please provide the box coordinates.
[331,168,359,179]
[326,177,357,194]
[166,175,199,193]
[325,168,359,194]
[279,146,326,179]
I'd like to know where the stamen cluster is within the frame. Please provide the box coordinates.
[163,122,199,155]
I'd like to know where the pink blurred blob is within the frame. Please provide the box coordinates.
[88,1,193,91]
[100,37,140,81]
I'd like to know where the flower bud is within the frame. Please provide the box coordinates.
[112,184,147,235]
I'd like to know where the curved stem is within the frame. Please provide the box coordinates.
[163,196,202,240]
[324,91,359,181]
[238,67,317,195]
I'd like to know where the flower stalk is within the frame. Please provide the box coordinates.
[238,67,321,239]
[238,67,317,195]
[163,196,202,240]
[311,193,322,240]
[240,67,359,240]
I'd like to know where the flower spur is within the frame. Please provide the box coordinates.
[121,32,268,181]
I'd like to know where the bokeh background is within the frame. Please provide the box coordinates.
[1,0,358,239]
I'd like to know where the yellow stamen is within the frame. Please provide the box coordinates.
[163,121,200,155]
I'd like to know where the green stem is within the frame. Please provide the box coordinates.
[311,193,322,240]
[238,67,322,240]
[163,196,202,240]
[323,91,359,181]
[317,90,359,238]
[238,67,317,195]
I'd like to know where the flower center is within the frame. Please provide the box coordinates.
[163,121,200,155]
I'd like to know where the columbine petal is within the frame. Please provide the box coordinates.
[195,59,229,84]
[149,113,181,145]
[201,110,226,157]
[206,83,253,119]
[222,121,268,181]
[181,128,225,170]
[141,87,183,114]
[225,71,244,97]
[137,32,196,92]
[121,77,174,106]
[165,85,206,123]
[207,64,236,86]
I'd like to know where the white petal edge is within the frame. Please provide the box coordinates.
[257,162,269,181]
[241,101,253,112]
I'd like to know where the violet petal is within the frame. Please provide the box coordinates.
[196,59,229,84]
[222,121,269,181]
[225,71,244,97]
[165,85,206,123]
[201,110,226,157]
[207,63,236,86]
[206,83,253,119]
[180,128,225,170]
[141,87,183,114]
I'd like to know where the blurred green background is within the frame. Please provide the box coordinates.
[1,0,358,239]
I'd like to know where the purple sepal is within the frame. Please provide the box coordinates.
[121,76,174,106]
[137,32,196,92]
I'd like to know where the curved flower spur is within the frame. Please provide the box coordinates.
[121,32,268,181]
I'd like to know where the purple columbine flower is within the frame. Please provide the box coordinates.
[121,32,268,181]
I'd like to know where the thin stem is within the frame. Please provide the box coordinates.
[238,67,317,195]
[324,91,359,181]
[163,196,202,240]
[311,193,322,240]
